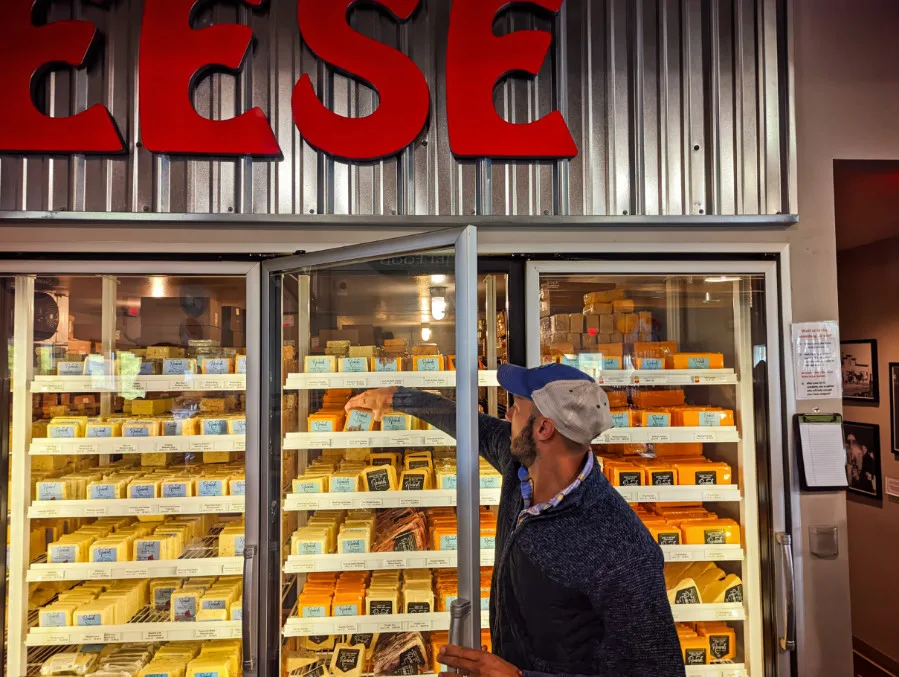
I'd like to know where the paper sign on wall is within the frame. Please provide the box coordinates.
[886,477,899,499]
[791,321,842,400]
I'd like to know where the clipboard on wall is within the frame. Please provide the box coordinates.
[793,413,849,491]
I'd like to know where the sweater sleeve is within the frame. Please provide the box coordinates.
[391,387,514,474]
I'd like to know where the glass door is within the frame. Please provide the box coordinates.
[259,228,489,677]
[3,266,258,677]
[526,261,788,677]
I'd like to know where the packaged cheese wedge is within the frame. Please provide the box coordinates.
[667,578,702,605]
[698,622,737,660]
[680,518,741,546]
[362,465,398,492]
[700,573,743,603]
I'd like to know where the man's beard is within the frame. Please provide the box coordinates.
[511,414,538,468]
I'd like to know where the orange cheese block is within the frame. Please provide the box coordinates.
[610,408,636,428]
[674,408,735,427]
[646,523,683,546]
[606,463,643,486]
[680,519,741,546]
[633,389,685,408]
[633,341,679,358]
[671,461,732,486]
[698,623,737,661]
[605,390,628,408]
[638,410,672,427]
[666,353,725,370]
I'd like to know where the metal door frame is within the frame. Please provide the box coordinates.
[0,260,260,677]
[258,227,482,677]
[525,257,796,677]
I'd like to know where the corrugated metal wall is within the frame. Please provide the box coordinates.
[0,0,790,218]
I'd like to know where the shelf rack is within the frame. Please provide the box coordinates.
[28,496,246,519]
[29,434,246,456]
[30,374,246,394]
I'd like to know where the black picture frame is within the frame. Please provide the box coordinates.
[841,339,879,404]
[890,363,899,455]
[844,421,883,499]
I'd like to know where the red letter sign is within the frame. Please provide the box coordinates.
[0,0,123,153]
[293,0,429,161]
[447,0,577,159]
[139,0,280,156]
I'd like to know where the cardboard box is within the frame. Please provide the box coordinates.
[319,329,360,346]
[566,333,582,351]
[340,325,378,346]
[550,315,570,333]
[141,324,222,346]
[568,314,585,334]
[584,314,600,332]
[140,297,222,328]
[599,314,615,334]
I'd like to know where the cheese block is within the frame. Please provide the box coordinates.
[305,356,337,373]
[235,355,247,374]
[230,599,242,621]
[302,635,337,651]
[201,357,234,375]
[672,461,732,485]
[329,471,362,493]
[132,398,173,416]
[39,604,78,627]
[380,412,413,431]
[344,409,375,433]
[200,417,229,436]
[171,590,200,621]
[86,421,123,438]
[293,476,328,494]
[162,358,198,375]
[412,355,445,372]
[646,523,682,545]
[339,357,370,373]
[151,580,181,611]
[400,469,432,491]
[698,623,737,660]
[403,587,435,614]
[666,353,725,370]
[122,420,160,437]
[218,530,245,557]
[676,408,736,427]
[610,408,635,428]
[90,539,129,562]
[147,346,186,359]
[372,356,403,372]
[307,412,343,433]
[329,644,366,677]
[680,635,709,665]
[362,465,398,492]
[680,519,741,546]
[162,478,193,498]
[129,478,162,499]
[337,528,371,554]
[47,418,87,438]
[227,416,246,435]
[366,590,398,615]
[700,573,743,603]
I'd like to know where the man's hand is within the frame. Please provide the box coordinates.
[438,645,521,677]
[344,387,398,421]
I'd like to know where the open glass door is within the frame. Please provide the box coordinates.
[257,228,487,677]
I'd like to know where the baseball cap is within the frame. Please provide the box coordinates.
[497,363,613,446]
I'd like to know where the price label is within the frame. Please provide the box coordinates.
[196,628,222,639]
[722,670,747,677]
[305,378,330,389]
[225,378,245,390]
[159,504,182,515]
[36,569,64,581]
[32,506,59,518]
[408,620,432,631]
[378,377,404,388]
[75,443,99,455]
[102,632,123,643]
[389,435,412,446]
[88,568,112,579]
[380,622,404,632]
[198,379,220,390]
[705,549,733,561]
[346,437,370,448]
[637,491,660,502]
[638,375,662,385]
[81,632,104,643]
[177,566,201,577]
[128,505,154,516]
[172,379,191,390]
[146,631,167,641]
[715,609,740,620]
[308,437,332,448]
[360,498,383,509]
[428,557,452,568]
[38,443,62,455]
[233,438,247,452]
[666,550,691,562]
[336,622,359,634]
[189,441,214,452]
[423,375,449,387]
[85,506,108,517]
[344,377,366,388]
[290,499,319,511]
[606,432,632,443]
[156,442,181,453]
[115,442,138,454]
[229,502,244,513]
[696,432,716,442]
[203,502,226,514]
[426,435,449,446]
[223,562,244,575]
[399,497,422,507]
[342,559,366,571]
[384,559,406,569]
[124,568,150,578]
[289,560,315,573]
[702,490,727,502]
[330,498,354,509]
[480,554,494,566]
[649,433,672,443]
[296,624,316,635]
[47,634,70,644]
[41,381,65,393]
[480,493,497,506]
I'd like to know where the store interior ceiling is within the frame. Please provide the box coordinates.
[834,159,899,250]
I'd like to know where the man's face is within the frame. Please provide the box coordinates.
[506,396,540,468]
[505,394,535,440]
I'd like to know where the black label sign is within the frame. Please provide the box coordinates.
[399,646,426,668]
[695,471,717,485]
[307,635,332,647]
[371,457,393,467]
[407,602,431,614]
[709,635,731,659]
[704,529,726,545]
[674,586,700,604]
[685,649,707,665]
[349,633,374,649]
[658,533,681,545]
[334,649,361,674]
[651,472,674,486]
[402,474,426,491]
[619,472,642,486]
[392,531,418,552]
[408,460,430,470]
[366,469,391,492]
[369,601,394,615]
[724,584,743,603]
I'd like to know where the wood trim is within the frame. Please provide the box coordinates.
[854,637,899,676]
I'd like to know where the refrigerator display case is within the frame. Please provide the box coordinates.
[1,268,259,677]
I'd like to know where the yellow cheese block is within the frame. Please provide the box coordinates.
[667,578,702,605]
[329,644,366,677]
[362,465,398,492]
[171,590,201,621]
[305,355,337,373]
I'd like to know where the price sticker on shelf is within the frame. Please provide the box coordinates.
[705,549,733,561]
[702,490,728,502]
[665,550,691,562]
[85,506,108,517]
[637,491,660,502]
[39,381,66,393]
[346,437,370,448]
[336,622,359,634]
[32,505,60,518]
[203,502,226,514]
[696,432,717,442]
[229,501,244,513]
[605,431,632,443]
[638,375,663,386]
[102,632,123,643]
[289,560,315,573]
[223,561,244,575]
[46,634,70,645]
[197,378,221,390]
[344,377,367,388]
[115,442,138,454]
[330,498,354,509]
[124,568,150,578]
[189,441,214,452]
[423,375,450,387]
[35,569,64,581]
[384,558,409,569]
[38,443,62,455]
[342,559,366,571]
[480,554,494,566]
[171,379,191,390]
[145,631,167,641]
[399,497,422,507]
[715,608,741,620]
[225,378,245,390]
[81,632,104,643]
[305,378,330,389]
[177,566,201,577]
[233,438,247,452]
[722,670,747,677]
[195,628,222,640]
[156,441,181,453]
[428,557,451,568]
[159,504,182,515]
[479,493,497,506]
[408,620,432,631]
[425,434,449,446]
[75,443,99,455]
[649,432,672,443]
[88,568,112,579]
[389,435,412,446]
[128,505,154,516]
[360,498,383,509]
[291,499,320,511]
[309,437,332,449]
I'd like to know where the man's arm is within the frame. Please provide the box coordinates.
[344,387,513,474]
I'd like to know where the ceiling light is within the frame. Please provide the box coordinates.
[429,287,447,321]
[431,274,447,284]
[704,276,741,283]
[421,326,432,341]
[150,276,166,298]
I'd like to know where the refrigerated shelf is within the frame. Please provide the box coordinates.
[27,556,243,582]
[684,667,748,677]
[28,496,246,518]
[285,370,499,390]
[617,486,742,503]
[598,427,740,444]
[593,369,738,386]
[29,434,246,456]
[283,550,496,574]
[25,613,242,646]
[283,603,745,636]
[30,374,247,393]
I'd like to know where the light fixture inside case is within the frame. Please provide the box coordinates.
[421,325,432,341]
[430,287,447,321]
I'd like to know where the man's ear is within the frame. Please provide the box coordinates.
[534,416,555,443]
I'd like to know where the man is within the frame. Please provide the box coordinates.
[345,363,684,677]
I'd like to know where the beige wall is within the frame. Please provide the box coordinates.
[838,239,899,663]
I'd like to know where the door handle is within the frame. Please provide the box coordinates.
[445,599,472,673]
[242,544,258,673]
[776,532,796,651]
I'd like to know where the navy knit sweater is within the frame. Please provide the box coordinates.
[393,388,685,677]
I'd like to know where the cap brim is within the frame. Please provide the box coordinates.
[497,364,532,398]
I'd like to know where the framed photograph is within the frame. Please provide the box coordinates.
[844,421,882,499]
[890,363,899,454]
[841,339,879,404]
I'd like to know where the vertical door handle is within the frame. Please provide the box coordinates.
[776,532,796,651]
[446,599,472,673]
[242,544,258,673]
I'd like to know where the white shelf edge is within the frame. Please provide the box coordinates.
[284,430,456,450]
[283,550,495,574]
[617,485,742,503]
[594,369,739,387]
[283,489,500,511]
[30,434,246,456]
[25,620,242,646]
[282,603,743,636]
[28,497,246,519]
[661,545,743,562]
[30,374,246,393]
[285,370,499,391]
[684,666,748,677]
[597,426,740,444]
[27,557,244,583]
